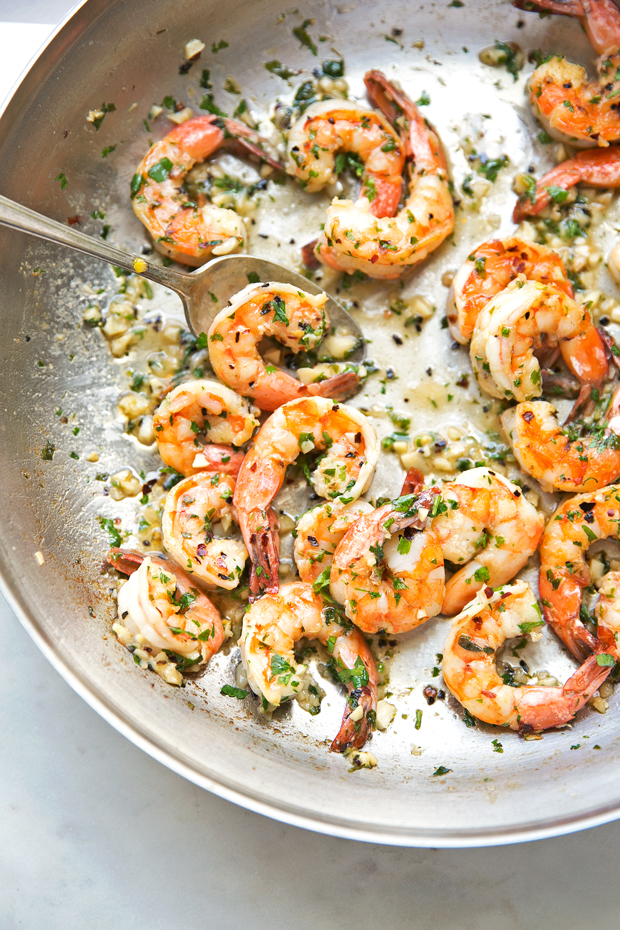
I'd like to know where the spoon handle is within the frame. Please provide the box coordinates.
[0,193,192,296]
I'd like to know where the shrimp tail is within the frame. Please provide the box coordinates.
[400,467,425,496]
[223,118,283,172]
[549,613,599,662]
[513,148,620,221]
[407,484,442,515]
[247,509,281,600]
[301,239,321,269]
[364,69,418,143]
[518,652,612,730]
[330,686,376,752]
[512,0,620,55]
[306,370,361,403]
[539,339,603,410]
[364,69,448,172]
[563,382,599,423]
[330,628,378,753]
[512,0,585,17]
[565,651,613,695]
[382,487,440,537]
[106,547,144,575]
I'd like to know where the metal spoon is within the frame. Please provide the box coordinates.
[0,194,365,361]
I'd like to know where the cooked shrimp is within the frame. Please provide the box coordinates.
[448,238,574,344]
[330,488,445,634]
[313,70,454,279]
[131,114,281,265]
[294,499,375,584]
[286,98,404,217]
[233,397,379,597]
[108,548,224,666]
[161,472,247,589]
[470,278,608,402]
[207,282,359,412]
[442,580,612,730]
[594,570,620,657]
[433,467,544,617]
[294,467,422,584]
[153,379,259,476]
[514,0,620,147]
[513,147,620,220]
[501,396,620,491]
[240,582,378,752]
[539,484,620,659]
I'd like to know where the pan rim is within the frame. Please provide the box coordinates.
[2,0,620,848]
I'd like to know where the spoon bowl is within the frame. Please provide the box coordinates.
[183,253,365,360]
[0,194,365,362]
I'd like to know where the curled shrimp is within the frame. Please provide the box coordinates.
[233,397,379,598]
[207,282,359,412]
[108,548,224,671]
[470,278,608,402]
[240,581,379,752]
[286,98,404,216]
[330,488,445,635]
[514,0,620,147]
[594,570,620,657]
[294,499,375,584]
[131,114,280,265]
[448,237,574,345]
[501,394,620,491]
[539,484,620,659]
[293,468,422,584]
[161,472,247,590]
[442,580,612,731]
[153,379,259,476]
[313,70,454,280]
[513,147,620,220]
[433,467,544,617]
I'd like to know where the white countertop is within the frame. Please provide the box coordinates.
[3,8,620,928]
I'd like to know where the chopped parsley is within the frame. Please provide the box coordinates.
[292,19,318,56]
[98,516,121,547]
[221,684,249,699]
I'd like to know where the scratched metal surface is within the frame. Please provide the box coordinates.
[1,0,620,846]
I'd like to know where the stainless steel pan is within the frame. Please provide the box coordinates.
[1,0,619,846]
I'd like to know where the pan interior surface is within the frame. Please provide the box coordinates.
[1,0,620,846]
